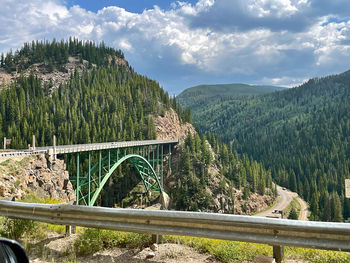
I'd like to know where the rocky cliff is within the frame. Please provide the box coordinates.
[153,109,274,214]
[0,155,75,202]
[153,108,196,141]
[0,55,128,92]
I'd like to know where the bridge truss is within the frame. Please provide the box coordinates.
[62,141,177,206]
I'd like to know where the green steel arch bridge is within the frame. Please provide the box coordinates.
[1,139,178,206]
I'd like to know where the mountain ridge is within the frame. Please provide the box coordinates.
[178,69,350,221]
[177,83,285,110]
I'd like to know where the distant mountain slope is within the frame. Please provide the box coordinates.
[178,71,350,222]
[177,83,285,109]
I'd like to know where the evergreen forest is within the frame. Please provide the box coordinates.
[178,71,350,221]
[0,39,273,211]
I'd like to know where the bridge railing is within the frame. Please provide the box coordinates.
[0,150,46,158]
[0,200,349,262]
[0,139,179,157]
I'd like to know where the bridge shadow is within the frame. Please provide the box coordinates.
[100,165,149,208]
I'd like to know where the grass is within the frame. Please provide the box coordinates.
[73,228,152,255]
[0,193,64,240]
[0,159,10,166]
[164,235,350,263]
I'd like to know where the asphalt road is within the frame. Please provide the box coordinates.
[255,185,308,220]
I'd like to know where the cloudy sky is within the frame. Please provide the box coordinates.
[1,0,350,94]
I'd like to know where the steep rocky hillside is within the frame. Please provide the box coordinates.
[0,155,74,202]
[153,109,274,214]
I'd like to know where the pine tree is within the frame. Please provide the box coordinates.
[331,192,343,222]
[288,207,298,220]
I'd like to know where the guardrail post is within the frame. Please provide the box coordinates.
[65,201,77,236]
[273,245,284,263]
[32,135,36,150]
[3,137,6,150]
[53,135,57,161]
[152,234,162,244]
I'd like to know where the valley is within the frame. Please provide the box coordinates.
[178,72,350,222]
[2,0,350,262]
[0,39,348,263]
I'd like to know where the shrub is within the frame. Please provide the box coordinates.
[74,228,103,255]
[74,228,152,255]
[1,218,36,240]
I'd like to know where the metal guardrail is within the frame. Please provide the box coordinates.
[0,200,349,253]
[0,150,46,158]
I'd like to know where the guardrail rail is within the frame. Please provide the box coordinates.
[0,200,349,262]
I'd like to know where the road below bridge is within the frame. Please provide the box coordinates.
[255,185,308,220]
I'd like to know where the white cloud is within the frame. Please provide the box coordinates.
[260,76,308,87]
[1,0,350,93]
[247,0,306,18]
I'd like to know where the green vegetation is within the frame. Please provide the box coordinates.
[0,218,36,240]
[0,194,61,240]
[0,38,124,73]
[0,39,276,211]
[177,83,285,110]
[179,70,350,222]
[0,39,193,208]
[284,198,301,220]
[74,228,152,255]
[2,220,349,262]
[171,133,275,212]
[177,83,285,125]
[165,235,350,263]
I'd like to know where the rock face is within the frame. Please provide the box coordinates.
[0,155,75,202]
[153,108,196,141]
[0,55,128,92]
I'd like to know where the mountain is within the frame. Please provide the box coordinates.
[178,70,350,221]
[177,83,285,109]
[0,39,275,213]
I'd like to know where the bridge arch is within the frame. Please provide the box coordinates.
[89,154,163,206]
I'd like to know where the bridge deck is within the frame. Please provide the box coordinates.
[0,139,178,157]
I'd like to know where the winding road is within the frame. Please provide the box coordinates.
[255,185,308,220]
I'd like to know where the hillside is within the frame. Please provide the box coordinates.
[0,39,275,214]
[178,70,350,221]
[177,83,285,110]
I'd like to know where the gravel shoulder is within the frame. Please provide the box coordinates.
[29,233,220,263]
[296,196,308,221]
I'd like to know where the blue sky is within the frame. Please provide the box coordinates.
[65,0,199,13]
[1,0,350,94]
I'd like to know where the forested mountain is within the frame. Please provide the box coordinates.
[0,38,124,73]
[178,70,350,221]
[177,83,285,110]
[0,39,274,212]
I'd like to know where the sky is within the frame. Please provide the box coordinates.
[1,0,350,94]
